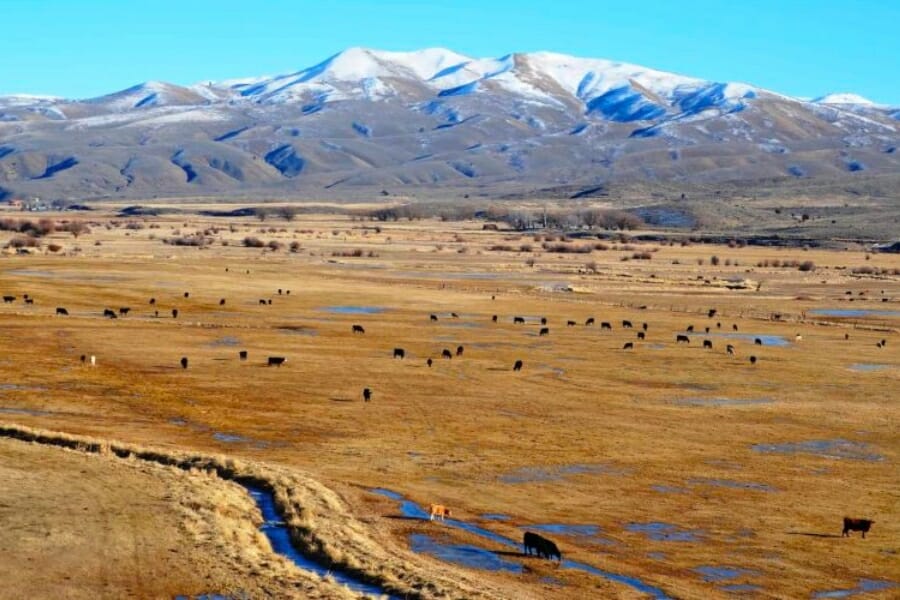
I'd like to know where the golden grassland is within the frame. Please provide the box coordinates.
[0,207,898,599]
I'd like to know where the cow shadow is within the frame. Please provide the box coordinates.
[384,515,424,522]
[329,397,356,403]
[787,531,842,538]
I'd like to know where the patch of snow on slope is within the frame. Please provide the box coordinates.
[815,93,877,106]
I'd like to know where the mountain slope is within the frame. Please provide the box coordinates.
[1,48,898,201]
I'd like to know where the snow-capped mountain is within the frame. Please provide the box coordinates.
[1,48,898,201]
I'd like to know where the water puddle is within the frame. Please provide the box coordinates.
[409,534,522,573]
[277,325,318,336]
[0,406,54,416]
[0,384,48,393]
[675,397,773,407]
[481,513,510,521]
[647,552,667,561]
[810,309,900,319]
[319,306,386,315]
[626,522,704,542]
[212,432,250,443]
[499,463,628,484]
[369,488,671,598]
[684,333,791,347]
[812,579,897,598]
[244,485,392,598]
[721,584,762,593]
[207,336,242,347]
[526,524,616,546]
[688,478,776,493]
[752,439,883,461]
[652,485,689,494]
[848,364,891,372]
[694,566,760,582]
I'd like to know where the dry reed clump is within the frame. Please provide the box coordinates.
[0,424,506,600]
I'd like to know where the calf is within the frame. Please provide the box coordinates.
[539,327,550,336]
[601,322,612,330]
[267,356,286,367]
[456,345,464,357]
[363,388,372,402]
[429,504,451,521]
[513,359,523,372]
[56,307,69,316]
[623,342,634,350]
[622,320,633,328]
[442,349,453,359]
[676,334,690,344]
[352,324,365,334]
[586,317,595,326]
[703,339,713,349]
[513,316,525,324]
[393,348,405,359]
[842,517,874,538]
[24,298,34,305]
[180,357,188,369]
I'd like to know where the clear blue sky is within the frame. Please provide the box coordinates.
[3,0,898,104]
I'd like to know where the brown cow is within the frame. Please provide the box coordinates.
[842,517,874,538]
[429,504,451,521]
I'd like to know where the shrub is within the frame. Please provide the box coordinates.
[243,237,265,248]
[711,255,720,266]
[289,241,301,253]
[798,261,816,272]
[47,243,63,253]
[267,240,283,251]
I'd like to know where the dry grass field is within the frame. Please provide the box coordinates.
[0,205,897,599]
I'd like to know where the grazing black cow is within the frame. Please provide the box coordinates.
[539,327,549,336]
[876,341,883,348]
[523,532,561,562]
[180,357,188,369]
[623,342,634,350]
[239,350,248,361]
[103,309,117,319]
[451,312,459,318]
[442,349,453,359]
[686,325,695,333]
[567,320,576,327]
[754,338,763,346]
[637,331,645,340]
[717,322,722,329]
[513,359,523,372]
[622,320,633,328]
[601,322,612,330]
[708,309,717,318]
[278,289,283,295]
[56,307,69,316]
[154,310,159,317]
[705,327,710,333]
[267,356,286,367]
[172,309,179,319]
[842,517,874,538]
[703,339,713,349]
[586,317,595,326]
[456,345,464,357]
[259,299,267,305]
[845,333,850,340]
[149,298,156,305]
[119,307,130,316]
[286,290,291,295]
[733,324,739,331]
[750,355,757,365]
[492,315,498,322]
[726,344,735,355]
[393,348,405,359]
[352,324,365,334]
[363,388,372,402]
[676,334,690,344]
[184,292,190,298]
[24,298,34,305]
[514,316,525,324]
[268,299,274,305]
[219,298,226,306]
[880,339,887,347]
[430,314,438,322]
[2,296,14,303]
[642,322,648,332]
[80,354,86,364]
[541,317,547,325]
[23,294,28,299]
[427,358,433,367]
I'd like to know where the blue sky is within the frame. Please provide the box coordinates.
[3,0,898,104]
